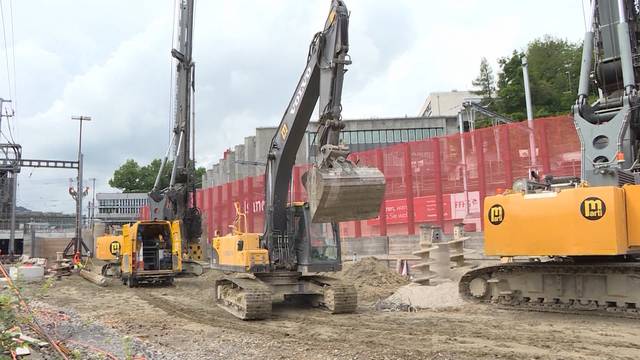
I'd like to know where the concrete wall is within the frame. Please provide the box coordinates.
[340,232,485,258]
[29,232,74,259]
[24,223,106,259]
[341,236,389,257]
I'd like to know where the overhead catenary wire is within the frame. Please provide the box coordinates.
[0,0,18,144]
[8,0,17,142]
[8,0,15,114]
[0,0,14,106]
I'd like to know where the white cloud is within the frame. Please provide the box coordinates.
[5,0,587,213]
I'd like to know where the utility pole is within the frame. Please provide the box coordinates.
[90,177,96,232]
[0,98,17,255]
[522,56,538,171]
[9,171,17,255]
[71,115,91,260]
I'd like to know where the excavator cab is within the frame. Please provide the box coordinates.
[289,203,342,273]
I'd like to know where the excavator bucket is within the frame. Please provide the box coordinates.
[304,164,386,223]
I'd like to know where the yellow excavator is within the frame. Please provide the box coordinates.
[460,0,640,317]
[211,0,386,320]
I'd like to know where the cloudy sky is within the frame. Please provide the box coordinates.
[1,0,588,213]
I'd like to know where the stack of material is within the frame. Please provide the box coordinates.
[48,251,73,277]
[50,260,73,277]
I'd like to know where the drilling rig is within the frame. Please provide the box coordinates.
[95,0,202,283]
[148,0,203,276]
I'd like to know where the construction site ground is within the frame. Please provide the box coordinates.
[21,261,640,360]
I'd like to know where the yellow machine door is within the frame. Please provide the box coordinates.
[121,224,134,275]
[171,221,183,272]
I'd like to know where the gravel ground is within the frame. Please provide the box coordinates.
[16,265,640,360]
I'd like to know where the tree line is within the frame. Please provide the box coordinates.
[109,158,206,193]
[471,35,584,121]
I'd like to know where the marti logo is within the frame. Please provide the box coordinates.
[580,197,606,220]
[110,241,121,256]
[488,204,505,225]
[289,66,313,115]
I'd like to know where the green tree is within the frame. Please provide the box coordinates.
[494,36,582,120]
[472,57,496,105]
[109,158,206,193]
[495,50,526,119]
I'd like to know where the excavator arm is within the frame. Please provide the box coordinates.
[263,0,385,263]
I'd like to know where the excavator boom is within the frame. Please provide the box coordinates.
[264,0,385,245]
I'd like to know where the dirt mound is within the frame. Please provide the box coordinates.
[332,257,409,303]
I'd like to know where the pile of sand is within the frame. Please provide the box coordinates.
[332,257,409,303]
[378,281,464,311]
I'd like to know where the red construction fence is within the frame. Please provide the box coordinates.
[195,115,580,240]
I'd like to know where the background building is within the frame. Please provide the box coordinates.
[203,115,458,187]
[96,192,147,224]
[418,90,482,117]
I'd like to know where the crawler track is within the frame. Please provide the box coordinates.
[213,276,272,320]
[460,261,640,319]
[305,276,358,314]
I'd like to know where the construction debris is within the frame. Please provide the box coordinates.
[50,258,74,277]
[79,268,109,287]
[18,333,50,347]
[9,264,45,282]
[15,345,31,356]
